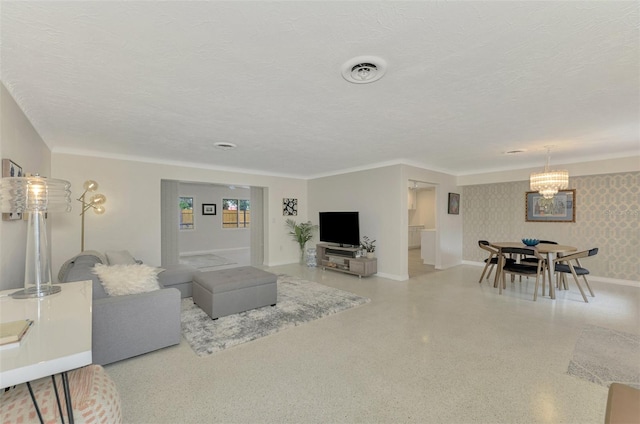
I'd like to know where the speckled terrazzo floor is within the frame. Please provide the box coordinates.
[105,264,640,424]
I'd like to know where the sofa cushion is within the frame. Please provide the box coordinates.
[105,250,137,265]
[93,264,161,296]
[61,253,110,299]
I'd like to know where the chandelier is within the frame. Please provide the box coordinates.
[530,147,568,199]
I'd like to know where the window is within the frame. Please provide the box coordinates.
[179,197,194,229]
[223,199,250,228]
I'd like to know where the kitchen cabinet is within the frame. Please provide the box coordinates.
[421,229,436,265]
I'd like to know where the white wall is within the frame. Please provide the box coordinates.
[309,165,404,279]
[308,164,461,281]
[0,84,52,290]
[50,153,308,278]
[177,182,250,253]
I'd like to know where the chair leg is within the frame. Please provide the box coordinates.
[479,261,491,283]
[487,263,495,280]
[568,265,588,303]
[582,275,595,297]
[533,273,540,301]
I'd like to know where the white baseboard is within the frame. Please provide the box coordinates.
[461,261,639,288]
[376,272,407,281]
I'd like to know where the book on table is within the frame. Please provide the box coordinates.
[0,319,33,349]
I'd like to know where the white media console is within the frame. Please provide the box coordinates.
[316,243,377,278]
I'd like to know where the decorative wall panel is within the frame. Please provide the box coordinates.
[463,172,639,281]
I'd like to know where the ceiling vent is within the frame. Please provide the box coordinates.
[341,56,387,84]
[214,142,237,150]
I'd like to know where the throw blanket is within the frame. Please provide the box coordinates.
[57,250,107,282]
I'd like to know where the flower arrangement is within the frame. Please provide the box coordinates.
[361,236,376,253]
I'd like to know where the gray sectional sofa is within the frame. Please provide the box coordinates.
[59,252,188,365]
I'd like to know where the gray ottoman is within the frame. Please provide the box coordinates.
[158,264,198,298]
[192,266,277,319]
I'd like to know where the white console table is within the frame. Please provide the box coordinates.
[0,281,92,422]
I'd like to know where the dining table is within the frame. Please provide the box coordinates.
[489,242,578,299]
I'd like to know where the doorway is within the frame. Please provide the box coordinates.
[160,180,265,270]
[408,180,437,277]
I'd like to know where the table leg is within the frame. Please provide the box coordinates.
[547,253,555,299]
[497,249,504,294]
[26,382,44,424]
[51,375,66,424]
[61,372,75,424]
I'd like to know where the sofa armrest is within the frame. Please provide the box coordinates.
[92,287,181,365]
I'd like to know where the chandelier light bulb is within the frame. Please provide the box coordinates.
[94,206,106,215]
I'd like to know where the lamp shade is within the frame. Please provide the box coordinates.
[0,176,71,213]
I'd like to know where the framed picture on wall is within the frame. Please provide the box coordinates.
[283,198,297,216]
[448,193,460,215]
[2,159,23,221]
[202,204,216,215]
[525,189,575,222]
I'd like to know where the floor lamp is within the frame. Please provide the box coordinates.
[77,180,106,252]
[0,175,71,298]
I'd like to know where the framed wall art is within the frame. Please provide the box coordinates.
[2,159,23,221]
[283,198,297,216]
[525,189,575,222]
[202,204,217,215]
[448,193,460,215]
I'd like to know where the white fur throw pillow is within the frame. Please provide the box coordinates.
[93,264,161,296]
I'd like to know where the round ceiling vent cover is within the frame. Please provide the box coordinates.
[341,56,387,84]
[214,142,237,150]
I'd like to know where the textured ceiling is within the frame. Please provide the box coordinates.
[1,1,638,178]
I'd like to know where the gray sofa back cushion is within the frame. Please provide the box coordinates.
[62,254,109,299]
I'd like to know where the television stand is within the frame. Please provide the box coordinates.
[316,243,377,278]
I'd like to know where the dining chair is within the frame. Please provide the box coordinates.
[553,248,597,303]
[477,240,515,284]
[520,240,558,265]
[499,247,546,300]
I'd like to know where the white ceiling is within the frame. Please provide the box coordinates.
[1,1,638,178]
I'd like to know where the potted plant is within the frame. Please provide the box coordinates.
[285,219,318,264]
[361,236,376,258]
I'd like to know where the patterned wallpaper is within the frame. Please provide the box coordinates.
[462,171,639,281]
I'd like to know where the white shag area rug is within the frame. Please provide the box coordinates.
[567,325,640,389]
[181,274,370,356]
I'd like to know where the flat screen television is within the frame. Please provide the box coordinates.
[319,212,360,247]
